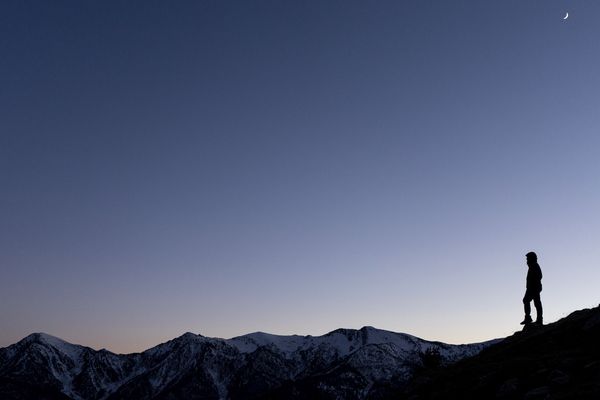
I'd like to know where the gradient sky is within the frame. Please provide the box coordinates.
[1,1,599,354]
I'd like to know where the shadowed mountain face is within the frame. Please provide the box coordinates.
[0,327,493,400]
[397,306,600,399]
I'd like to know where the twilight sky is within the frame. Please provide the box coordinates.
[1,0,599,354]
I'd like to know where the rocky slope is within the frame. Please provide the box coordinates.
[397,305,600,399]
[0,327,494,400]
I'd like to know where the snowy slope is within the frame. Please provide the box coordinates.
[0,328,498,400]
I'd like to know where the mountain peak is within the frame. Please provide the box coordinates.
[23,332,68,347]
[360,325,377,331]
[179,331,202,339]
[33,332,66,343]
[21,332,84,360]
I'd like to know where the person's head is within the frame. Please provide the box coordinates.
[526,251,537,265]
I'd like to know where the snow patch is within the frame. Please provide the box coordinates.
[37,333,84,360]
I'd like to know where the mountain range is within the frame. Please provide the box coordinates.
[0,326,494,400]
[5,305,600,400]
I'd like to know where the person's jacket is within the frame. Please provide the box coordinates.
[526,263,543,292]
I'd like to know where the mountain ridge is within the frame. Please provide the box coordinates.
[0,326,496,400]
[8,324,490,356]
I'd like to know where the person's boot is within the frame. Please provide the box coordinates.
[520,315,533,325]
[535,317,543,325]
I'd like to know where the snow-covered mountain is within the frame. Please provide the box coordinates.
[0,327,497,400]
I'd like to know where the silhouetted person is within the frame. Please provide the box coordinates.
[521,251,543,325]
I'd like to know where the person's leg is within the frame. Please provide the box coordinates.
[521,291,533,324]
[533,292,543,324]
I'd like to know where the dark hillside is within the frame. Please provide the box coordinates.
[398,306,600,399]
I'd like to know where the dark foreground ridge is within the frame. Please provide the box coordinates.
[397,305,600,400]
[1,306,599,400]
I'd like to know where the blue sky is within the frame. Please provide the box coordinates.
[1,0,599,353]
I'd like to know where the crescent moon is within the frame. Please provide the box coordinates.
[563,12,569,20]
